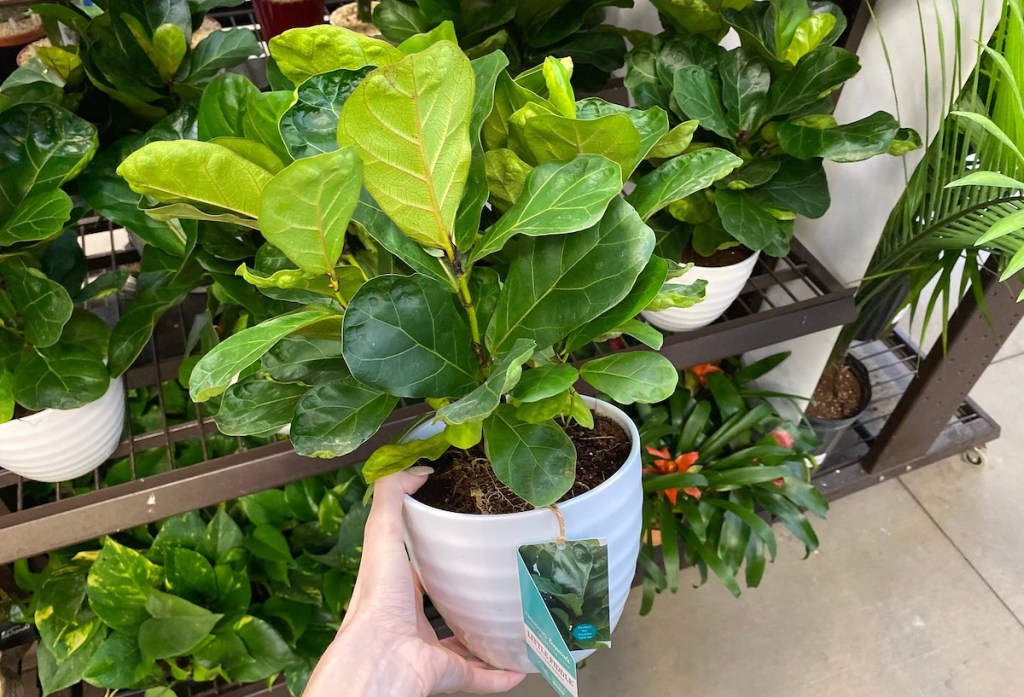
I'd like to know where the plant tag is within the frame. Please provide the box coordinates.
[516,538,612,697]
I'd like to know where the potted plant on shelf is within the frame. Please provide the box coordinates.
[372,0,631,91]
[10,469,367,697]
[115,28,744,672]
[632,354,827,610]
[0,101,129,482]
[0,5,43,50]
[623,0,919,331]
[808,0,1024,459]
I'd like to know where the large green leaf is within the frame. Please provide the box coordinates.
[108,280,192,378]
[624,43,670,111]
[749,157,829,218]
[83,631,154,690]
[339,41,474,256]
[188,28,260,83]
[580,353,678,404]
[715,189,794,254]
[290,377,398,458]
[719,48,770,136]
[673,66,731,139]
[38,637,103,697]
[342,274,481,398]
[33,561,94,662]
[242,91,293,163]
[164,547,217,603]
[351,190,454,289]
[117,140,273,219]
[437,338,535,424]
[483,404,575,506]
[627,148,742,221]
[280,67,372,160]
[0,102,97,222]
[138,589,223,660]
[13,345,110,411]
[268,26,402,84]
[260,148,362,275]
[776,111,904,162]
[767,46,859,116]
[215,377,309,436]
[510,364,579,403]
[471,155,622,261]
[190,307,340,402]
[374,0,431,42]
[486,197,655,354]
[362,431,450,482]
[455,50,509,250]
[86,539,163,632]
[512,110,641,178]
[261,331,346,384]
[575,98,670,169]
[0,189,73,245]
[198,73,260,140]
[0,257,72,348]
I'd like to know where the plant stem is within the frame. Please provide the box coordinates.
[327,272,348,309]
[342,254,368,281]
[457,272,482,347]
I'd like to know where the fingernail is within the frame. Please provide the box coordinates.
[407,465,434,477]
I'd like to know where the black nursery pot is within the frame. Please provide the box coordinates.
[807,355,872,461]
[854,276,911,342]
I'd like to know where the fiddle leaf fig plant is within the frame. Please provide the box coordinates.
[0,102,115,421]
[625,0,921,258]
[116,28,744,508]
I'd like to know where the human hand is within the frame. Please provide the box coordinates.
[305,467,526,697]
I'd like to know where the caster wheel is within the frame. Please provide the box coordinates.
[961,447,986,466]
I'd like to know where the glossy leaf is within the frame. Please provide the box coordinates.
[0,103,97,222]
[484,148,533,210]
[108,281,191,377]
[280,67,371,160]
[398,20,458,54]
[486,197,655,354]
[165,547,217,602]
[86,539,163,632]
[648,120,700,159]
[362,431,450,482]
[0,257,73,347]
[118,140,273,218]
[373,0,431,41]
[719,48,770,136]
[242,91,293,163]
[268,26,402,84]
[290,377,399,458]
[513,110,640,178]
[715,189,794,254]
[484,404,576,506]
[437,339,535,424]
[627,147,742,221]
[188,28,260,83]
[38,639,102,697]
[139,590,222,660]
[0,189,72,245]
[342,274,480,398]
[262,331,345,384]
[511,365,579,403]
[198,73,260,140]
[673,66,730,139]
[260,148,362,274]
[580,353,678,404]
[776,111,905,162]
[645,278,708,312]
[83,631,153,689]
[768,46,859,116]
[215,377,308,436]
[749,158,830,218]
[339,41,474,255]
[471,155,621,261]
[13,345,109,411]
[190,306,339,402]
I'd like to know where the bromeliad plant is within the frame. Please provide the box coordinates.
[371,0,632,91]
[115,27,747,508]
[632,354,827,610]
[0,101,116,419]
[624,0,919,258]
[12,470,368,697]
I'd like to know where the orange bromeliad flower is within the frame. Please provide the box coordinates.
[644,446,702,505]
[689,363,722,386]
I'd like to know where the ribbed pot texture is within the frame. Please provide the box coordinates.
[0,378,125,482]
[403,397,642,673]
[642,251,760,332]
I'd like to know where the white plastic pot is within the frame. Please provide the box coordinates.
[0,378,125,482]
[403,397,642,673]
[642,251,760,332]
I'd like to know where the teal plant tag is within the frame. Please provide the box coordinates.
[516,538,612,696]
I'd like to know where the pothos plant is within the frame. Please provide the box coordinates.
[0,101,118,420]
[12,469,368,697]
[624,0,920,259]
[633,354,827,610]
[115,26,747,508]
[371,0,632,91]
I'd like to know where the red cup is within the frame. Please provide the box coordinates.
[253,0,326,41]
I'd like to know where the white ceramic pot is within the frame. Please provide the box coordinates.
[642,251,760,332]
[403,397,642,673]
[0,378,125,482]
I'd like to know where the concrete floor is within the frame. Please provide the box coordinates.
[458,332,1024,697]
